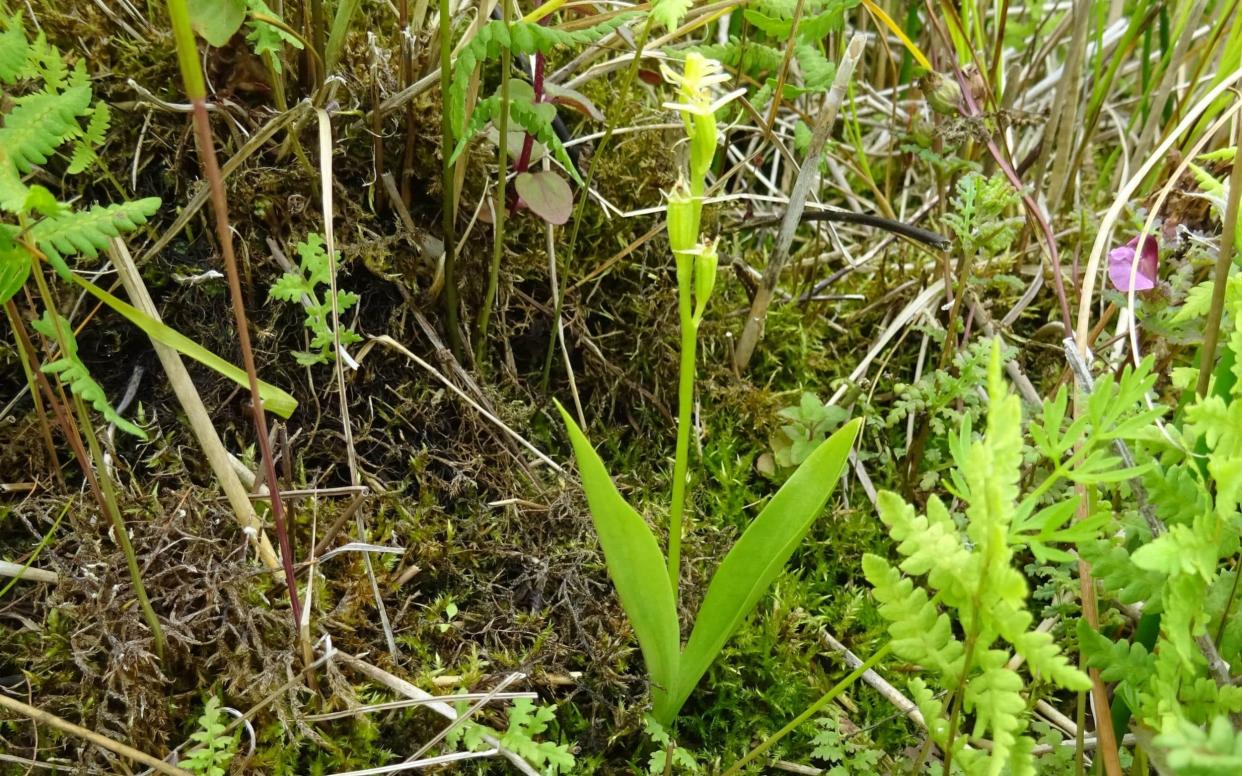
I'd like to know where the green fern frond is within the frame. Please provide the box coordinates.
[743,0,856,40]
[22,32,68,91]
[651,0,692,31]
[268,232,360,365]
[509,96,581,183]
[1079,539,1165,606]
[449,15,634,137]
[67,101,110,174]
[1006,735,1038,776]
[0,15,29,84]
[1162,573,1212,671]
[31,310,146,439]
[450,92,583,183]
[963,654,1026,775]
[689,38,784,79]
[877,492,972,600]
[908,679,951,747]
[181,697,238,776]
[246,0,303,74]
[1012,630,1091,691]
[1154,716,1242,773]
[0,154,28,213]
[862,553,964,681]
[794,42,836,90]
[0,85,92,171]
[1077,620,1156,685]
[30,197,161,270]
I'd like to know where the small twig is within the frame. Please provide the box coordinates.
[334,651,542,776]
[303,692,538,721]
[109,239,281,571]
[310,492,369,558]
[734,208,950,250]
[0,560,57,584]
[820,630,924,727]
[327,749,501,775]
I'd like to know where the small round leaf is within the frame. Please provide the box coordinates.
[515,171,573,225]
[190,0,247,47]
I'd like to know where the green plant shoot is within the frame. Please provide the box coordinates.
[559,54,861,726]
[863,340,1092,774]
[268,232,361,366]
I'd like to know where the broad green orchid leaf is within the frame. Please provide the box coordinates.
[662,417,861,723]
[557,401,681,708]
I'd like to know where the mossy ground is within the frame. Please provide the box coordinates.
[0,3,1070,774]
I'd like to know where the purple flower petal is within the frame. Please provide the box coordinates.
[1108,235,1158,293]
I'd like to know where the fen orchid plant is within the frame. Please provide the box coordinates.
[557,54,861,725]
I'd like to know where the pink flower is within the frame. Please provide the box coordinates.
[1107,235,1159,293]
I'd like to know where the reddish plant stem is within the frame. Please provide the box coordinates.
[514,49,546,176]
[7,299,103,512]
[189,101,303,625]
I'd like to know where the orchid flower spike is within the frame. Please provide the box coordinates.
[659,54,745,193]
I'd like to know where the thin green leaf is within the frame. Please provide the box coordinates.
[557,401,680,711]
[0,229,30,303]
[667,417,861,722]
[69,273,299,418]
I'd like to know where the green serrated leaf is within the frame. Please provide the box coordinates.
[0,238,31,304]
[31,309,146,438]
[0,85,92,172]
[31,197,161,270]
[0,15,29,84]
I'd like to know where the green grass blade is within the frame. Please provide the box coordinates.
[70,273,299,418]
[557,401,681,710]
[667,417,861,722]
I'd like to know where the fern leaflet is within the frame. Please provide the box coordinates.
[449,15,633,138]
[30,197,162,273]
[0,85,92,172]
[31,310,146,439]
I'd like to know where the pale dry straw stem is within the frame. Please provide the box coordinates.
[108,239,280,571]
[733,34,867,371]
[334,651,542,776]
[315,107,398,659]
[1075,68,1242,353]
[828,279,946,406]
[0,694,192,776]
[326,749,502,775]
[0,560,56,583]
[819,629,925,728]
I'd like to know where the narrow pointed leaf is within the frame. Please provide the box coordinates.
[70,273,298,418]
[667,417,861,721]
[557,401,680,707]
